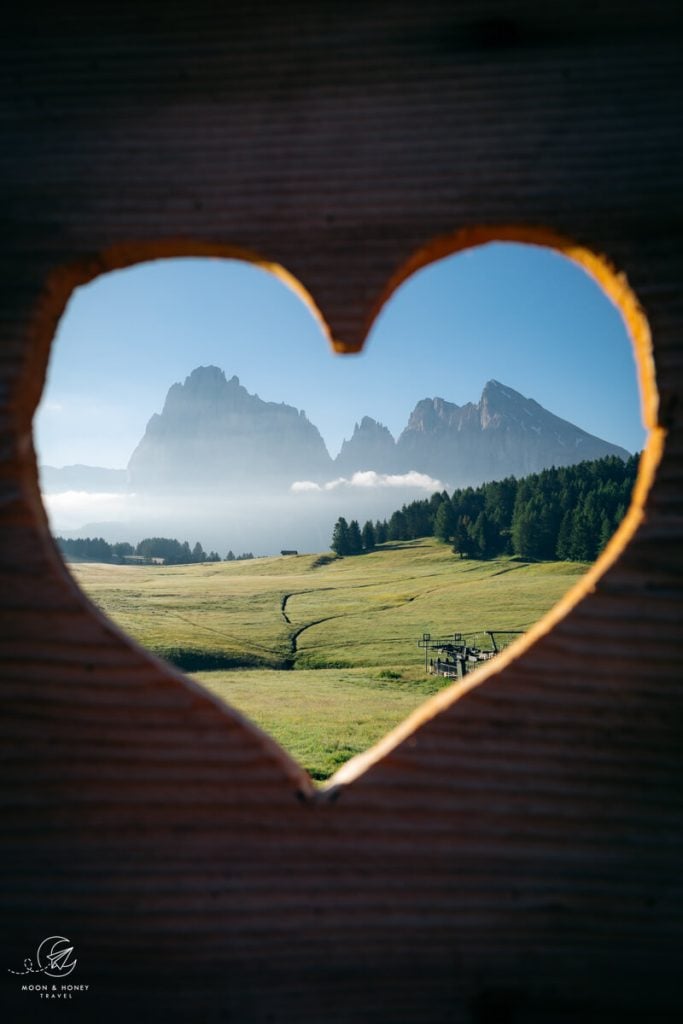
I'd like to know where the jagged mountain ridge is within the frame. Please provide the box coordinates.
[64,366,628,494]
[331,379,629,486]
[393,379,630,485]
[335,416,402,476]
[127,366,331,491]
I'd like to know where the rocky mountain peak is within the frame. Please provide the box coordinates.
[334,416,398,474]
[189,364,226,384]
[396,379,629,486]
[128,367,332,491]
[354,416,394,438]
[479,379,528,427]
[406,397,457,432]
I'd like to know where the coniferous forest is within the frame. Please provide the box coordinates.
[330,454,639,561]
[55,536,245,564]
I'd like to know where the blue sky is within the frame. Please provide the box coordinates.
[34,242,646,468]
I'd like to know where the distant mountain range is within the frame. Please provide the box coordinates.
[41,365,630,494]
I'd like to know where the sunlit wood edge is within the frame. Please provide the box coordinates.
[18,230,661,800]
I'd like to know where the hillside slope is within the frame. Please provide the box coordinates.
[71,541,588,777]
[71,539,587,671]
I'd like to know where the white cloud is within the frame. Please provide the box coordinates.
[290,479,325,493]
[291,470,443,493]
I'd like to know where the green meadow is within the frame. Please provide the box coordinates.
[71,540,589,779]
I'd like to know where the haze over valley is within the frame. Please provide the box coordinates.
[41,365,630,554]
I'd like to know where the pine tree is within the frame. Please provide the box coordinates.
[331,517,350,556]
[598,512,613,553]
[361,520,376,551]
[429,490,449,516]
[388,509,407,541]
[452,515,472,558]
[511,501,535,558]
[556,510,573,560]
[347,519,363,555]
[511,494,556,560]
[568,507,595,561]
[434,500,457,543]
[374,519,388,545]
[402,499,432,539]
[469,511,494,559]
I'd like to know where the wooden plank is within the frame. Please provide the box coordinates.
[1,2,682,1020]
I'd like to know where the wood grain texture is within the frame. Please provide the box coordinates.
[1,2,682,1020]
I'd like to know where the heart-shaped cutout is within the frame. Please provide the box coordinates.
[35,240,647,783]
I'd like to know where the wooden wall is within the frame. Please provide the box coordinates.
[1,2,682,1020]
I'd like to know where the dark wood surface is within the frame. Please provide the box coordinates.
[1,3,682,1020]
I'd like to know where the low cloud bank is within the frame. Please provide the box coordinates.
[291,470,443,493]
[42,490,135,529]
[41,473,446,556]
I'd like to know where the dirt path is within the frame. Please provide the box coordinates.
[288,617,339,660]
[281,592,338,666]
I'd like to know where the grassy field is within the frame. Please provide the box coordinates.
[71,540,589,778]
[193,668,446,779]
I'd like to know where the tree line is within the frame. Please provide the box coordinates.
[330,454,639,561]
[56,535,255,564]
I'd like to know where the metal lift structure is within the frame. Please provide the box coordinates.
[417,630,524,678]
